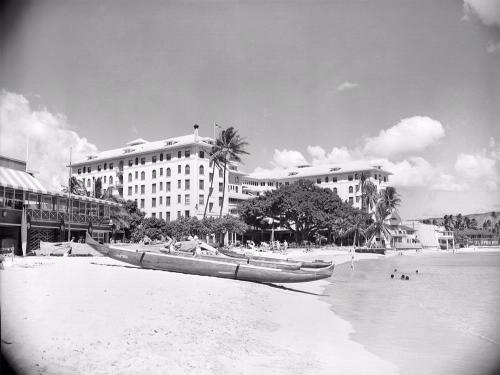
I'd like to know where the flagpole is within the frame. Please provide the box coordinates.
[67,148,72,243]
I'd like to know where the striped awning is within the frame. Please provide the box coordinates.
[0,166,47,194]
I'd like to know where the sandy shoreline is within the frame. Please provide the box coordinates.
[2,249,395,375]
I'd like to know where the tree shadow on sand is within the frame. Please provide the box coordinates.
[262,283,328,296]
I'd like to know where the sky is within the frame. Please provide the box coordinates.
[0,0,499,219]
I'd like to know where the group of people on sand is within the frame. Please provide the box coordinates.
[246,240,288,254]
[141,235,218,256]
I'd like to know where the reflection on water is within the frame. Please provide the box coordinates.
[324,252,500,375]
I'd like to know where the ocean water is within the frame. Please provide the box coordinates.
[324,252,500,375]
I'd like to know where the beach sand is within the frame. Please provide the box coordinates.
[1,249,398,375]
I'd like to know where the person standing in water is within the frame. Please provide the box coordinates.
[350,255,355,271]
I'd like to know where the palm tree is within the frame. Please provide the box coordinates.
[215,127,249,218]
[379,186,401,212]
[366,203,392,248]
[203,140,227,218]
[344,212,367,247]
[61,176,88,196]
[362,180,378,214]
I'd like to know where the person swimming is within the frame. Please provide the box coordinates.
[391,274,394,279]
[401,274,405,279]
[406,276,410,280]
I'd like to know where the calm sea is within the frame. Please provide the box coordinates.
[324,251,500,375]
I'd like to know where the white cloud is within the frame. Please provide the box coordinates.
[306,145,326,160]
[454,152,499,190]
[370,157,436,188]
[487,41,500,53]
[271,149,308,168]
[363,116,445,157]
[308,145,354,165]
[336,82,359,91]
[463,0,500,27]
[431,173,468,192]
[0,90,98,191]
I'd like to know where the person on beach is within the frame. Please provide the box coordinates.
[283,240,288,254]
[350,255,355,271]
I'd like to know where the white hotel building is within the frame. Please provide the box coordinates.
[71,126,391,219]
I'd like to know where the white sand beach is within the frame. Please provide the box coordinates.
[1,249,398,375]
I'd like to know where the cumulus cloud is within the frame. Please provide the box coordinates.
[363,116,445,157]
[487,41,500,53]
[336,82,359,91]
[463,0,500,27]
[307,145,354,165]
[271,149,308,168]
[0,90,98,191]
[454,152,499,190]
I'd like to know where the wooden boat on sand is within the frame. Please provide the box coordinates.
[86,234,334,283]
[219,248,333,269]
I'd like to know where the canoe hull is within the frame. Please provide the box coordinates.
[86,234,333,283]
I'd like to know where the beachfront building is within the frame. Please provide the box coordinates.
[0,155,118,255]
[403,220,455,250]
[70,126,249,220]
[454,229,499,247]
[242,162,391,210]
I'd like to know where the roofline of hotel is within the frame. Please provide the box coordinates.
[71,137,214,167]
[242,166,392,180]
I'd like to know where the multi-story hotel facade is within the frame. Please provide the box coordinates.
[71,126,391,219]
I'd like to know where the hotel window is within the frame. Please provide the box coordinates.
[177,180,181,189]
[317,178,321,184]
[219,197,223,207]
[219,168,223,178]
[140,199,145,208]
[166,153,171,161]
[160,182,163,191]
[166,182,171,192]
[141,171,145,180]
[128,173,132,182]
[384,176,387,182]
[355,173,359,180]
[104,163,107,170]
[199,165,204,175]
[178,151,182,159]
[152,184,156,193]
[159,196,163,205]
[135,157,138,165]
[332,176,337,182]
[109,163,114,169]
[185,210,190,218]
[152,156,157,163]
[185,165,190,175]
[152,213,156,218]
[356,196,360,203]
[209,172,213,182]
[333,187,338,194]
[166,196,171,206]
[109,176,113,184]
[185,194,190,205]
[135,185,138,194]
[349,186,353,194]
[199,194,204,205]
[152,198,156,207]
[135,171,138,179]
[88,166,91,173]
[159,212,162,220]
[152,170,157,179]
[141,157,146,165]
[185,150,190,158]
[128,160,133,167]
[374,174,378,180]
[185,179,190,190]
[104,176,107,183]
[209,202,213,212]
[348,175,353,181]
[219,182,223,192]
[261,182,265,186]
[141,185,145,194]
[160,168,163,176]
[199,180,204,190]
[356,185,360,192]
[325,177,329,183]
[166,212,170,221]
[199,150,204,158]
[160,153,163,161]
[177,194,181,204]
[78,169,81,174]
[128,187,132,196]
[177,165,181,174]
[177,211,181,219]
[83,167,86,173]
[166,168,171,177]
[98,165,102,171]
[349,197,354,204]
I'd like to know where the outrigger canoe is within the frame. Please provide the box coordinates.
[86,234,334,283]
[219,248,333,269]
